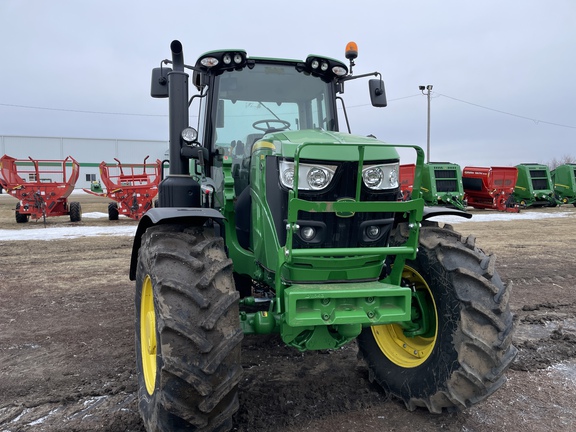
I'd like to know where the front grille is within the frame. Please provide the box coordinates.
[529,169,548,177]
[267,159,398,249]
[531,178,549,190]
[434,169,458,192]
[434,168,456,178]
[436,179,458,192]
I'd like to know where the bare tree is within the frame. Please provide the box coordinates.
[549,154,575,170]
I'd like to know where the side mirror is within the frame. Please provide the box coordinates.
[151,67,172,98]
[369,79,387,107]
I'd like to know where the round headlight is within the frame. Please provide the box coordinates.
[321,62,329,71]
[366,225,381,240]
[363,167,383,189]
[307,168,329,190]
[223,54,232,64]
[234,53,243,64]
[301,226,316,241]
[311,59,319,69]
[181,127,198,143]
[282,168,295,188]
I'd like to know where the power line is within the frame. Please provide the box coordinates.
[0,102,167,117]
[3,94,576,130]
[435,93,576,129]
[345,93,421,108]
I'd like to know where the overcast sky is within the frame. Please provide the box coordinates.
[1,0,574,168]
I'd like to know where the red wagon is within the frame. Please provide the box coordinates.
[0,154,81,223]
[84,157,161,220]
[399,164,416,201]
[462,166,519,212]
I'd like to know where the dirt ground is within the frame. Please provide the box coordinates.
[1,193,575,432]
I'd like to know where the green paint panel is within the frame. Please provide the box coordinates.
[284,281,412,327]
[552,164,576,204]
[269,129,400,161]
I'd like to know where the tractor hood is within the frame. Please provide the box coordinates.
[256,129,399,162]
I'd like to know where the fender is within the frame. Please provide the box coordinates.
[422,206,472,221]
[394,205,472,226]
[129,207,225,280]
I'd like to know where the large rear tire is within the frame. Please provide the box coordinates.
[357,221,517,412]
[135,224,242,431]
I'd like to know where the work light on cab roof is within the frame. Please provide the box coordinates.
[199,50,248,72]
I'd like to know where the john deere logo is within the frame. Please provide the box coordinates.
[336,198,355,218]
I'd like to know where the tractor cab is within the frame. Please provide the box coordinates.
[150,42,387,209]
[194,52,344,200]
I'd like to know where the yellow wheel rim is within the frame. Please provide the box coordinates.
[371,266,438,368]
[140,275,157,395]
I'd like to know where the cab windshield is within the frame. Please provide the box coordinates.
[212,62,337,158]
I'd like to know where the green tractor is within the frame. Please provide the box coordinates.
[129,40,516,431]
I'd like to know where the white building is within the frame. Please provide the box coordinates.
[0,135,168,190]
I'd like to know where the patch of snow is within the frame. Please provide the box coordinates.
[81,212,109,218]
[429,211,573,224]
[27,408,61,426]
[0,225,136,241]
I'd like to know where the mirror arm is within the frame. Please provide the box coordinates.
[339,71,381,83]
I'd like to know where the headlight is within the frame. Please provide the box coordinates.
[181,127,198,143]
[362,163,399,190]
[200,57,219,67]
[279,160,336,191]
[307,168,330,190]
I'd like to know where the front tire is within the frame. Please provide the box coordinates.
[357,221,517,412]
[135,224,243,431]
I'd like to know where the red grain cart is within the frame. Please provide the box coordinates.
[85,157,161,220]
[0,154,81,223]
[399,164,416,201]
[462,166,519,212]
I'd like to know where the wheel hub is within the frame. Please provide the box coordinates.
[371,266,438,368]
[140,275,157,395]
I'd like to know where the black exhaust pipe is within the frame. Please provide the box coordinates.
[170,40,184,72]
[158,40,201,208]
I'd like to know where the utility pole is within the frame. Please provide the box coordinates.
[419,85,433,163]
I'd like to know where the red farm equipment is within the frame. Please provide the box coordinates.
[0,154,81,223]
[399,163,415,201]
[84,157,162,220]
[462,166,519,212]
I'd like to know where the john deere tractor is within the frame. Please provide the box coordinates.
[129,40,517,431]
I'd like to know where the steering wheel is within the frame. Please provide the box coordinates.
[252,119,291,133]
